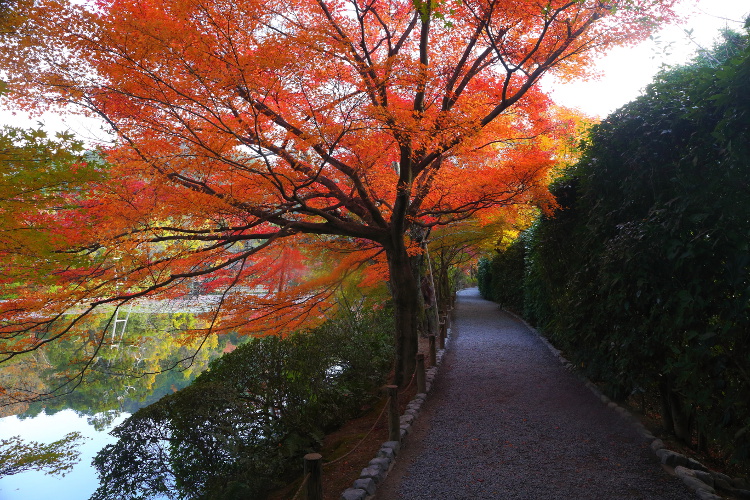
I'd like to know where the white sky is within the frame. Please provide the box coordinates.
[546,0,750,118]
[1,0,749,133]
[0,410,129,500]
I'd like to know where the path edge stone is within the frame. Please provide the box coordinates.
[337,318,454,500]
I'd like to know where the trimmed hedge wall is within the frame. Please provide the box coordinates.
[485,30,750,460]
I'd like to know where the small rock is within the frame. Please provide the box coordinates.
[369,457,390,470]
[352,478,377,496]
[674,466,695,479]
[695,490,722,500]
[650,439,665,452]
[650,439,664,458]
[400,414,414,425]
[687,458,709,472]
[656,449,689,467]
[340,488,367,500]
[377,447,395,461]
[360,466,385,484]
[714,478,733,492]
[732,477,750,490]
[694,470,714,487]
[680,475,716,493]
[710,470,732,483]
[733,489,750,500]
[381,441,400,456]
[674,463,710,486]
[640,430,656,441]
[607,401,618,409]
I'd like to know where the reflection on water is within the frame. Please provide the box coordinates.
[0,410,128,500]
[0,310,235,499]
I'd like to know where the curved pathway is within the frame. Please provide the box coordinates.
[375,288,692,499]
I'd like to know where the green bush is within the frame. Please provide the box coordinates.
[519,28,750,457]
[91,307,394,500]
[477,256,493,300]
[487,238,525,314]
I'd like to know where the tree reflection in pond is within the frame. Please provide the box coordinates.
[1,310,232,420]
[0,309,233,500]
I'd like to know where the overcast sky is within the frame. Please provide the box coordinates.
[546,0,750,118]
[1,0,749,135]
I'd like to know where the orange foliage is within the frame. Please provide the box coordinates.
[0,0,679,386]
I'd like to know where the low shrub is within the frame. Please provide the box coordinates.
[91,306,394,500]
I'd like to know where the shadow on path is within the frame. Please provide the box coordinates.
[375,288,692,500]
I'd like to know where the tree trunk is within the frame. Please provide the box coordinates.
[660,379,692,443]
[386,239,420,387]
[669,391,692,444]
[659,381,675,435]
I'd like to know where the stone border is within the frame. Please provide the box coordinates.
[506,310,750,500]
[339,329,452,500]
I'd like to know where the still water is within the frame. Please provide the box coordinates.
[0,410,128,500]
[0,310,233,500]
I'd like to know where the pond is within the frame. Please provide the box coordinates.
[0,309,236,500]
[0,410,129,500]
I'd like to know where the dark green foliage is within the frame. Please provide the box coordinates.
[479,239,526,314]
[90,307,394,500]
[522,179,583,329]
[476,256,492,300]
[491,29,750,459]
[489,240,524,314]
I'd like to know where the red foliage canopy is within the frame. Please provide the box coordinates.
[0,0,677,387]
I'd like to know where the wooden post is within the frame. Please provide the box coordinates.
[386,385,400,442]
[304,453,323,500]
[416,353,426,393]
[438,315,446,349]
[428,334,437,366]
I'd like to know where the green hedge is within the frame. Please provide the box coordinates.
[486,29,750,460]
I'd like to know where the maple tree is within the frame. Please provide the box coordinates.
[0,0,678,387]
[0,126,102,285]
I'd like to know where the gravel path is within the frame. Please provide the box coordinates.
[375,288,693,500]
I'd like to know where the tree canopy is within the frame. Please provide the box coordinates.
[0,0,679,387]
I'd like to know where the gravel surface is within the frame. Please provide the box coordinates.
[375,288,694,500]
